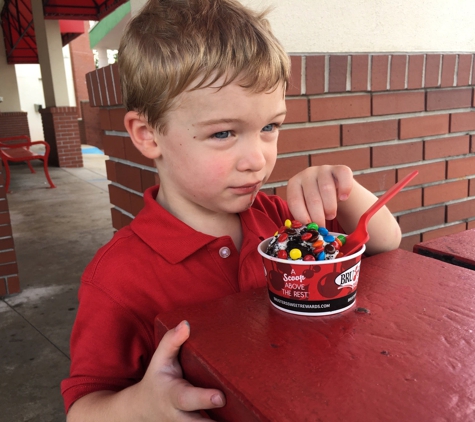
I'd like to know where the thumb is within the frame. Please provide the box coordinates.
[152,320,190,372]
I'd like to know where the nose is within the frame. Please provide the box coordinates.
[236,134,269,173]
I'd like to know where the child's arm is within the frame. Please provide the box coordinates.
[66,321,225,421]
[286,165,401,255]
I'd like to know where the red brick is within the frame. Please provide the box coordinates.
[116,162,143,192]
[426,88,472,111]
[457,54,472,86]
[260,187,275,197]
[111,63,122,105]
[0,225,12,238]
[389,55,406,90]
[440,54,456,87]
[111,207,124,231]
[450,111,475,132]
[0,237,14,250]
[124,137,154,167]
[424,54,441,88]
[285,98,308,124]
[287,55,302,96]
[105,159,117,182]
[0,279,6,297]
[141,169,159,190]
[424,135,470,160]
[342,119,398,146]
[423,180,468,206]
[108,184,131,213]
[130,192,145,216]
[87,70,101,106]
[268,155,309,183]
[0,249,15,264]
[274,185,287,201]
[310,95,370,122]
[354,169,396,193]
[407,55,424,89]
[97,67,109,107]
[472,135,475,153]
[386,188,422,213]
[305,55,325,95]
[102,134,126,159]
[109,107,127,131]
[397,161,446,187]
[328,56,348,93]
[372,141,423,167]
[421,223,466,242]
[310,147,370,171]
[351,55,369,92]
[447,156,475,179]
[400,234,421,252]
[398,205,445,233]
[6,276,20,295]
[99,108,111,131]
[399,114,449,140]
[372,91,424,116]
[102,66,115,106]
[447,198,475,223]
[278,125,340,154]
[468,220,475,230]
[470,179,475,196]
[0,263,18,277]
[371,55,389,91]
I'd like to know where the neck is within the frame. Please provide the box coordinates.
[156,187,243,250]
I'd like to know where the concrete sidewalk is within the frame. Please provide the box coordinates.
[0,151,114,422]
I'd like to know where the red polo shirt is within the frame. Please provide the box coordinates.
[61,186,342,412]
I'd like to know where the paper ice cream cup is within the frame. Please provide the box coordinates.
[258,235,365,316]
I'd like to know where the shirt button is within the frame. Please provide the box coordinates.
[219,247,231,258]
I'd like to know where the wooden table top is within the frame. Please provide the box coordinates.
[155,249,475,422]
[413,229,475,270]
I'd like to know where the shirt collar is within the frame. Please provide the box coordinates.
[130,186,217,264]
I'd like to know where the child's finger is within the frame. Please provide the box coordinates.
[152,320,190,373]
[170,382,226,412]
[331,165,353,201]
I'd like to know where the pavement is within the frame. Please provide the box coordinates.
[0,148,114,422]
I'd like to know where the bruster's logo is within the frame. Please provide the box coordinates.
[334,262,360,290]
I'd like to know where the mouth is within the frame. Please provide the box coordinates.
[230,182,262,195]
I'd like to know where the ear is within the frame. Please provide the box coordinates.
[123,111,161,159]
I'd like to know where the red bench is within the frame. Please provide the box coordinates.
[0,135,56,193]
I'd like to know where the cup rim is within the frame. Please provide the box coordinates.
[258,233,366,265]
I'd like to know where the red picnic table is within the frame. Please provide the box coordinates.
[155,248,475,422]
[413,229,475,270]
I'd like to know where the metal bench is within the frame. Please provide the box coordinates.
[0,135,56,193]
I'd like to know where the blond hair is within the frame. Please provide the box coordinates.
[118,0,290,132]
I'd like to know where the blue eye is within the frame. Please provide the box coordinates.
[262,124,276,132]
[212,131,231,139]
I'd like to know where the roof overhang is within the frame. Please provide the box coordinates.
[1,0,127,64]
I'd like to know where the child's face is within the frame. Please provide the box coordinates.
[154,78,287,219]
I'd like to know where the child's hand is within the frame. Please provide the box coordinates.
[286,165,353,227]
[137,320,226,421]
[66,321,225,421]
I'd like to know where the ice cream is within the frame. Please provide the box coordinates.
[265,219,346,261]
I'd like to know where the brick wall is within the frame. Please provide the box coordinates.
[0,161,19,297]
[86,56,475,251]
[0,112,30,139]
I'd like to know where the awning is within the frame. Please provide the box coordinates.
[1,0,127,64]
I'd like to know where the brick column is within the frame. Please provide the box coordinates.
[0,161,19,297]
[40,106,83,167]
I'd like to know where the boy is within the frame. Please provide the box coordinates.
[62,0,401,420]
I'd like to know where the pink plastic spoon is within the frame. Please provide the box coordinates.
[339,170,419,256]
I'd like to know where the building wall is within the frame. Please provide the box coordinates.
[87,57,475,251]
[241,0,475,53]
